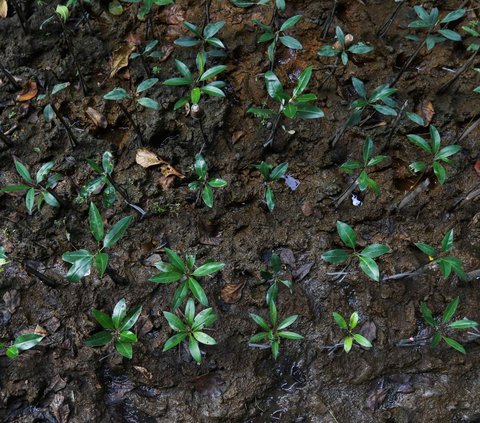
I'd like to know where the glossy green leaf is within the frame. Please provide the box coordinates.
[95,252,108,278]
[333,312,347,329]
[358,254,380,281]
[85,331,112,346]
[103,216,132,248]
[89,202,104,242]
[92,309,114,329]
[193,262,224,277]
[336,220,356,249]
[115,341,133,358]
[163,333,187,351]
[321,249,349,264]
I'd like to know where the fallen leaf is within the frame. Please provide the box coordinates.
[159,175,176,190]
[162,4,184,25]
[3,290,20,314]
[366,386,388,411]
[34,324,48,337]
[85,107,107,128]
[475,160,480,176]
[221,282,246,304]
[231,130,245,144]
[200,236,223,246]
[110,44,135,78]
[0,0,7,18]
[16,81,38,102]
[136,148,184,178]
[417,100,434,126]
[293,262,314,281]
[159,45,174,62]
[126,33,142,46]
[133,366,153,380]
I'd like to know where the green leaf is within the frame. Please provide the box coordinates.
[270,163,288,180]
[353,333,372,348]
[202,185,214,208]
[336,220,357,249]
[188,276,208,306]
[449,319,478,329]
[26,188,35,215]
[112,299,127,329]
[264,71,284,100]
[250,313,270,331]
[372,104,397,116]
[344,336,353,353]
[193,308,217,330]
[51,82,70,95]
[348,43,374,54]
[367,155,388,167]
[103,216,132,248]
[266,185,275,212]
[407,134,432,154]
[185,298,195,325]
[415,242,437,257]
[92,309,114,329]
[15,160,33,183]
[164,77,192,86]
[441,8,466,23]
[333,312,347,329]
[119,331,137,344]
[271,340,280,359]
[321,249,349,264]
[433,162,446,185]
[163,311,186,332]
[203,21,225,38]
[64,254,93,283]
[429,125,441,154]
[163,333,188,351]
[42,191,59,207]
[437,29,462,41]
[55,4,69,22]
[349,312,359,330]
[119,305,142,332]
[174,59,192,78]
[194,154,207,179]
[193,262,224,277]
[191,87,201,105]
[172,281,189,310]
[283,103,297,118]
[149,271,183,283]
[200,65,227,82]
[208,178,227,188]
[89,202,104,242]
[137,97,159,110]
[104,88,131,101]
[279,35,303,49]
[269,301,278,326]
[175,36,201,47]
[249,332,268,343]
[431,331,442,347]
[183,21,201,37]
[1,184,30,192]
[95,252,109,278]
[115,341,133,358]
[200,84,225,97]
[435,145,461,161]
[85,331,113,347]
[101,152,114,175]
[442,336,465,354]
[278,331,303,340]
[442,297,459,323]
[35,162,54,184]
[362,137,375,162]
[352,77,366,97]
[14,334,44,351]
[193,331,217,345]
[6,346,19,358]
[278,315,298,330]
[335,26,345,46]
[441,229,454,253]
[358,254,380,281]
[189,335,202,363]
[164,248,185,272]
[420,302,435,327]
[406,112,424,126]
[318,45,340,57]
[361,244,390,258]
[280,15,301,31]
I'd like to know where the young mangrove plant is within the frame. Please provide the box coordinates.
[256,161,288,212]
[229,0,285,10]
[0,333,44,358]
[420,297,478,354]
[332,311,372,353]
[131,39,165,77]
[163,52,226,110]
[406,124,461,185]
[188,154,228,208]
[248,66,324,146]
[62,202,132,282]
[163,297,217,364]
[1,158,64,215]
[175,21,226,56]
[249,301,303,360]
[85,298,142,359]
[321,220,390,281]
[416,229,467,280]
[149,248,225,309]
[261,252,293,305]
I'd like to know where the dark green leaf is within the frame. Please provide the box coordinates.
[321,249,349,264]
[442,336,465,354]
[361,244,390,258]
[92,309,113,329]
[333,312,347,329]
[85,331,112,347]
[193,262,224,277]
[336,220,356,249]
[164,248,185,272]
[149,271,183,283]
[115,341,133,358]
[103,216,132,248]
[104,88,130,100]
[89,202,104,242]
[163,333,187,351]
[280,15,301,31]
[357,254,380,281]
[95,252,108,278]
[279,35,302,49]
[442,297,459,323]
[14,160,32,183]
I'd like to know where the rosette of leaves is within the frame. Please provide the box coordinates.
[163,298,217,363]
[339,137,388,196]
[188,154,227,208]
[149,248,225,309]
[104,78,160,110]
[318,26,374,65]
[415,229,467,280]
[0,334,44,358]
[175,21,226,56]
[229,0,285,10]
[256,161,288,212]
[406,124,461,185]
[249,301,303,360]
[321,220,391,281]
[332,311,372,353]
[62,202,132,282]
[163,52,227,110]
[85,298,142,359]
[1,159,62,215]
[261,253,293,305]
[420,297,478,354]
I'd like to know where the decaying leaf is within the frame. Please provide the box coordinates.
[108,0,123,16]
[231,130,245,144]
[85,107,107,128]
[136,148,184,178]
[16,81,38,102]
[126,33,142,46]
[133,366,153,380]
[221,282,246,304]
[417,100,435,127]
[34,324,48,337]
[0,0,7,18]
[110,44,135,78]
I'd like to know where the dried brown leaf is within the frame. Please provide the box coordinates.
[221,282,245,304]
[85,107,107,128]
[417,100,435,127]
[231,130,245,144]
[110,44,135,78]
[0,0,7,18]
[136,148,163,168]
[133,366,153,380]
[16,81,38,102]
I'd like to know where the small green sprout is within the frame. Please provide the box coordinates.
[260,253,293,305]
[149,248,225,309]
[332,311,372,353]
[85,298,142,359]
[175,21,226,56]
[131,40,165,75]
[229,0,285,11]
[188,154,228,208]
[163,298,217,364]
[125,0,174,20]
[249,301,303,360]
[0,246,9,272]
[339,137,388,196]
[0,334,44,358]
[318,26,374,65]
[406,124,462,185]
[321,220,391,281]
[256,161,288,212]
[163,52,227,110]
[420,297,478,354]
[62,202,132,282]
[1,159,62,215]
[104,78,160,110]
[415,229,467,280]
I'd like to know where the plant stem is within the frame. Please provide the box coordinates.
[335,176,359,208]
[437,48,480,94]
[9,0,28,35]
[321,0,337,40]
[383,100,408,151]
[139,54,151,77]
[105,174,147,218]
[50,103,77,148]
[264,112,282,148]
[118,103,144,146]
[377,0,405,39]
[0,63,21,90]
[318,57,339,89]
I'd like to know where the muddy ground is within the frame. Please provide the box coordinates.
[1,0,480,421]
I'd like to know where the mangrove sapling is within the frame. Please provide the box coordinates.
[62,202,132,282]
[247,66,324,147]
[420,297,478,354]
[85,298,142,359]
[261,253,293,305]
[406,124,462,185]
[149,248,225,310]
[416,229,467,280]
[175,21,226,57]
[130,40,165,77]
[0,334,44,358]
[390,5,466,87]
[163,52,227,111]
[253,15,303,70]
[163,298,217,364]
[188,154,227,208]
[104,78,160,145]
[1,158,64,215]
[249,301,303,360]
[256,161,288,212]
[331,311,372,353]
[321,220,390,282]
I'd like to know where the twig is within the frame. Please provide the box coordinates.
[118,103,144,146]
[321,0,337,40]
[437,48,479,94]
[0,63,21,90]
[9,0,28,35]
[105,174,146,218]
[377,0,405,39]
[50,103,77,148]
[335,177,359,208]
[264,113,282,148]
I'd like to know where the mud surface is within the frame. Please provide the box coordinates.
[1,0,480,422]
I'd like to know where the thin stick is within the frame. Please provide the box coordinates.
[264,113,282,148]
[390,34,428,88]
[377,0,405,39]
[105,174,147,217]
[383,100,408,151]
[321,0,337,40]
[437,48,479,94]
[9,0,28,35]
[0,63,21,90]
[50,103,77,148]
[118,103,144,146]
[335,177,359,208]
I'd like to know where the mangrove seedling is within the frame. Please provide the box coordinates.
[1,158,63,215]
[131,39,165,77]
[256,161,288,212]
[229,0,286,11]
[249,301,303,360]
[0,246,9,272]
[415,229,467,280]
[0,333,44,358]
[261,252,293,305]
[406,124,461,185]
[163,298,217,364]
[85,298,142,359]
[321,220,391,281]
[332,311,372,353]
[62,202,132,282]
[248,66,324,146]
[421,297,478,354]
[149,248,225,309]
[175,21,226,56]
[163,52,227,110]
[188,154,228,208]
[127,0,174,21]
